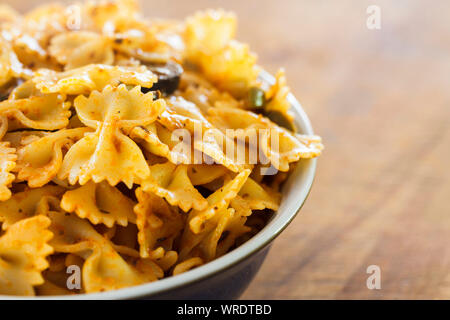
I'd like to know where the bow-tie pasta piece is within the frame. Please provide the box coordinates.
[188,169,250,234]
[59,85,165,187]
[61,181,136,228]
[187,164,228,186]
[15,128,91,188]
[59,121,149,187]
[185,10,259,97]
[229,196,252,219]
[200,41,260,98]
[159,96,212,132]
[208,107,324,172]
[197,207,235,262]
[208,106,272,134]
[214,207,251,259]
[108,10,179,63]
[224,177,281,246]
[152,250,178,272]
[180,174,255,262]
[194,128,251,173]
[203,206,251,261]
[3,130,47,150]
[131,96,249,172]
[264,69,294,122]
[83,244,158,293]
[5,3,67,71]
[159,96,250,172]
[0,114,7,139]
[178,172,250,260]
[295,134,325,157]
[179,75,243,111]
[261,130,324,172]
[35,280,74,296]
[0,94,71,132]
[65,38,114,71]
[81,0,139,32]
[180,206,249,262]
[33,64,157,95]
[109,224,141,258]
[8,80,43,101]
[74,84,165,130]
[0,216,53,296]
[130,122,194,165]
[0,185,64,230]
[130,122,206,165]
[134,189,185,258]
[185,9,236,60]
[49,32,114,70]
[172,257,204,276]
[11,36,58,71]
[141,162,208,212]
[238,177,281,211]
[0,142,16,201]
[48,210,158,293]
[48,211,104,254]
[49,32,100,65]
[0,36,30,88]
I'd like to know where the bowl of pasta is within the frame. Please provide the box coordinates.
[0,0,323,299]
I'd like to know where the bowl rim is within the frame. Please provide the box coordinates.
[1,70,317,300]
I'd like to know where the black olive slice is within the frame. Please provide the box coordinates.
[141,61,183,96]
[264,110,296,132]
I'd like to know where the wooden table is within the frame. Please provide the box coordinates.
[10,0,450,299]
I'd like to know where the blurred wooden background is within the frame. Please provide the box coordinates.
[10,0,450,299]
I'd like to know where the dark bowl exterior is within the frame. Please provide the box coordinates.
[149,245,271,300]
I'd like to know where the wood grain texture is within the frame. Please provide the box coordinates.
[9,0,450,299]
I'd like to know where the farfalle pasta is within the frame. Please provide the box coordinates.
[0,0,323,296]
